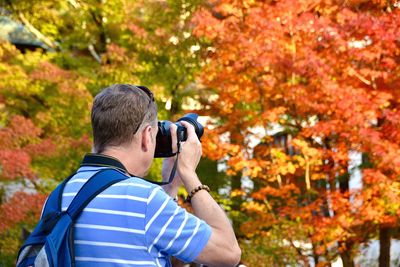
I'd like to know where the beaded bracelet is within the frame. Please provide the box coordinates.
[185,185,210,203]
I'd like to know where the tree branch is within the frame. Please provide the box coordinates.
[66,0,80,8]
[88,44,102,63]
[347,67,371,86]
[18,12,58,50]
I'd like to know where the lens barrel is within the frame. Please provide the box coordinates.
[154,113,204,158]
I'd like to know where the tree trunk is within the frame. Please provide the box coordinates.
[338,169,353,267]
[312,242,319,266]
[379,227,391,267]
[170,97,182,117]
[230,172,242,234]
[340,249,355,267]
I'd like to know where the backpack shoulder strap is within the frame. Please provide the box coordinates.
[17,173,77,262]
[41,173,76,219]
[66,168,129,220]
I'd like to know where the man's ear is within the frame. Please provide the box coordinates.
[141,125,152,152]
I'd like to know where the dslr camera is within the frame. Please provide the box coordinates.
[154,113,204,158]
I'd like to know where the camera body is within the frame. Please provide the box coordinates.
[155,113,204,158]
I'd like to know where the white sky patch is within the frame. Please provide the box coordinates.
[349,150,363,190]
[165,98,171,110]
[169,36,179,45]
[207,46,216,53]
[197,116,208,127]
[190,44,200,53]
[348,36,372,49]
[246,126,266,149]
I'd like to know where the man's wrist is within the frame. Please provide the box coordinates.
[185,184,210,203]
[180,171,202,192]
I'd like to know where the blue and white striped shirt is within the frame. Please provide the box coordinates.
[61,166,211,266]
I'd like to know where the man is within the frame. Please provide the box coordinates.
[61,84,241,266]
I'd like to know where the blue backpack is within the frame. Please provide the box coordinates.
[16,168,129,267]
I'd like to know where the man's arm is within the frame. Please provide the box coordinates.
[181,172,241,266]
[178,121,241,267]
[161,159,181,198]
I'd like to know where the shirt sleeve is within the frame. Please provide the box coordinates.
[144,186,212,263]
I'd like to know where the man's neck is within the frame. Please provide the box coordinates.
[100,147,147,177]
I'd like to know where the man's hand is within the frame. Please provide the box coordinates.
[176,121,202,190]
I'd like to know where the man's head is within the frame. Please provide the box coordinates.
[91,84,158,155]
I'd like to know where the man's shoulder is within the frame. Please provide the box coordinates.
[111,176,164,198]
[115,176,160,190]
[73,166,161,190]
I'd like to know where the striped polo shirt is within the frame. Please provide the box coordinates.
[61,165,211,266]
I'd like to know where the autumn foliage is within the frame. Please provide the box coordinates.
[193,0,400,265]
[1,0,400,266]
[0,41,92,264]
[0,0,205,264]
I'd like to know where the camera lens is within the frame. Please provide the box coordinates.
[154,113,204,158]
[177,113,204,142]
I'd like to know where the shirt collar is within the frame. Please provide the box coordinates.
[80,153,167,186]
[80,153,128,174]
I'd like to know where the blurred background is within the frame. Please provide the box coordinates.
[0,0,400,266]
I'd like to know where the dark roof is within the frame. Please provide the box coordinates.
[0,15,47,49]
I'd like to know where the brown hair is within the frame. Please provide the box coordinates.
[91,84,157,153]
